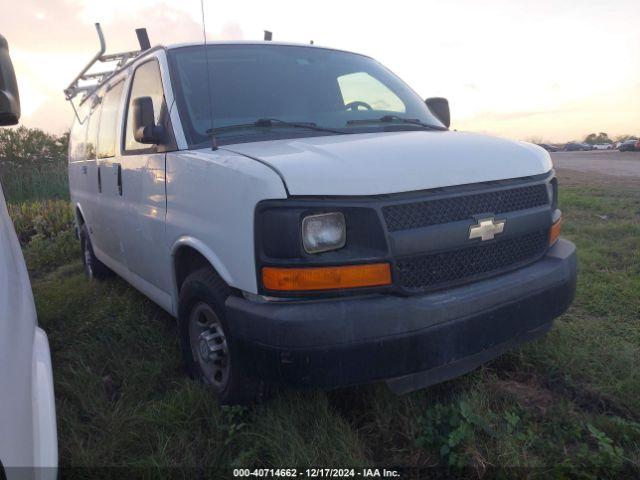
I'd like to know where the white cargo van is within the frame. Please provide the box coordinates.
[1,34,58,477]
[66,30,576,404]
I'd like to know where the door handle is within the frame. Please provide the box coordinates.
[116,163,123,196]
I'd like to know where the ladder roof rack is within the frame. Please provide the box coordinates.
[64,23,149,119]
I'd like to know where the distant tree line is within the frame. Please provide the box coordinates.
[0,127,70,202]
[0,126,69,173]
[524,132,638,146]
[582,132,638,145]
[584,132,612,145]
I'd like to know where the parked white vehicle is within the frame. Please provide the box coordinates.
[65,27,576,404]
[0,184,57,479]
[592,143,612,150]
[0,34,58,478]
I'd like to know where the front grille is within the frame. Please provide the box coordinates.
[383,183,549,232]
[396,230,549,291]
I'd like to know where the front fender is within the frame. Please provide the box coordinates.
[170,236,235,311]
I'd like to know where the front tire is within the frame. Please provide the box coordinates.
[79,224,112,280]
[178,267,265,405]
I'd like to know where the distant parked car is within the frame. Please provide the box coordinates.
[564,142,586,151]
[619,139,638,151]
[635,139,640,151]
[536,143,559,152]
[592,143,611,150]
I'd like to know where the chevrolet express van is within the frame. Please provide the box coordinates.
[67,40,576,404]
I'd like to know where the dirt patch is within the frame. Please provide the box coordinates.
[556,168,640,190]
[544,380,638,422]
[494,378,555,415]
[494,372,638,421]
[552,151,640,179]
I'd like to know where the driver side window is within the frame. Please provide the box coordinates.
[124,59,166,153]
[337,72,406,113]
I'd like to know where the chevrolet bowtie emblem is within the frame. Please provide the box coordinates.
[469,217,506,241]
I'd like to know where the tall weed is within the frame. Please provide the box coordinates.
[7,199,74,245]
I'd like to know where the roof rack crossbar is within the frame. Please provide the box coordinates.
[80,71,115,80]
[64,23,144,115]
[101,50,140,63]
[68,85,96,94]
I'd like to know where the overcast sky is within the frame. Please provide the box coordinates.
[4,0,639,142]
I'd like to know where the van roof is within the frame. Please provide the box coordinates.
[65,23,371,115]
[73,40,368,108]
[163,40,364,57]
[67,23,369,112]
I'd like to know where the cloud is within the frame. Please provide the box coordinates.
[8,0,640,139]
[215,22,244,41]
[455,85,640,142]
[8,0,227,132]
[27,99,75,134]
[464,109,574,122]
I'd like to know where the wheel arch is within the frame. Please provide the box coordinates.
[74,202,86,225]
[170,237,235,312]
[74,202,87,239]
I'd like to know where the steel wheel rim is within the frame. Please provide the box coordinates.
[188,302,230,390]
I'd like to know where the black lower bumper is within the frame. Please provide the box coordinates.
[226,239,577,390]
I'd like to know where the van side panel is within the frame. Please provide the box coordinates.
[117,152,169,292]
[165,149,287,297]
[93,80,127,266]
[116,58,172,294]
[68,112,96,230]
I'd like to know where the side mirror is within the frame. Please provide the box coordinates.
[425,97,450,129]
[0,34,20,126]
[132,96,163,144]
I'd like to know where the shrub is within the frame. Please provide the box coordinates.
[0,126,69,202]
[7,199,74,245]
[416,400,495,468]
[23,229,78,277]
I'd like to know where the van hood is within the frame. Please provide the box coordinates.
[223,130,552,196]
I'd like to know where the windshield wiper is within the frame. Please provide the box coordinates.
[205,118,346,150]
[207,118,346,137]
[346,115,445,130]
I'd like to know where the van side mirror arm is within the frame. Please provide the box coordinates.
[425,97,450,129]
[132,96,164,144]
[0,34,20,126]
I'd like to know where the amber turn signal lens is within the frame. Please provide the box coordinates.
[262,263,392,291]
[549,217,563,246]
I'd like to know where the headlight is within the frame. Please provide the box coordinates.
[547,177,558,210]
[302,212,346,254]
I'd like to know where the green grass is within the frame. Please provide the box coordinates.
[1,163,69,203]
[9,182,640,476]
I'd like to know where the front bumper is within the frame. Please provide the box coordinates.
[226,239,577,390]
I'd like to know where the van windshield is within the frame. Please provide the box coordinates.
[167,44,444,147]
